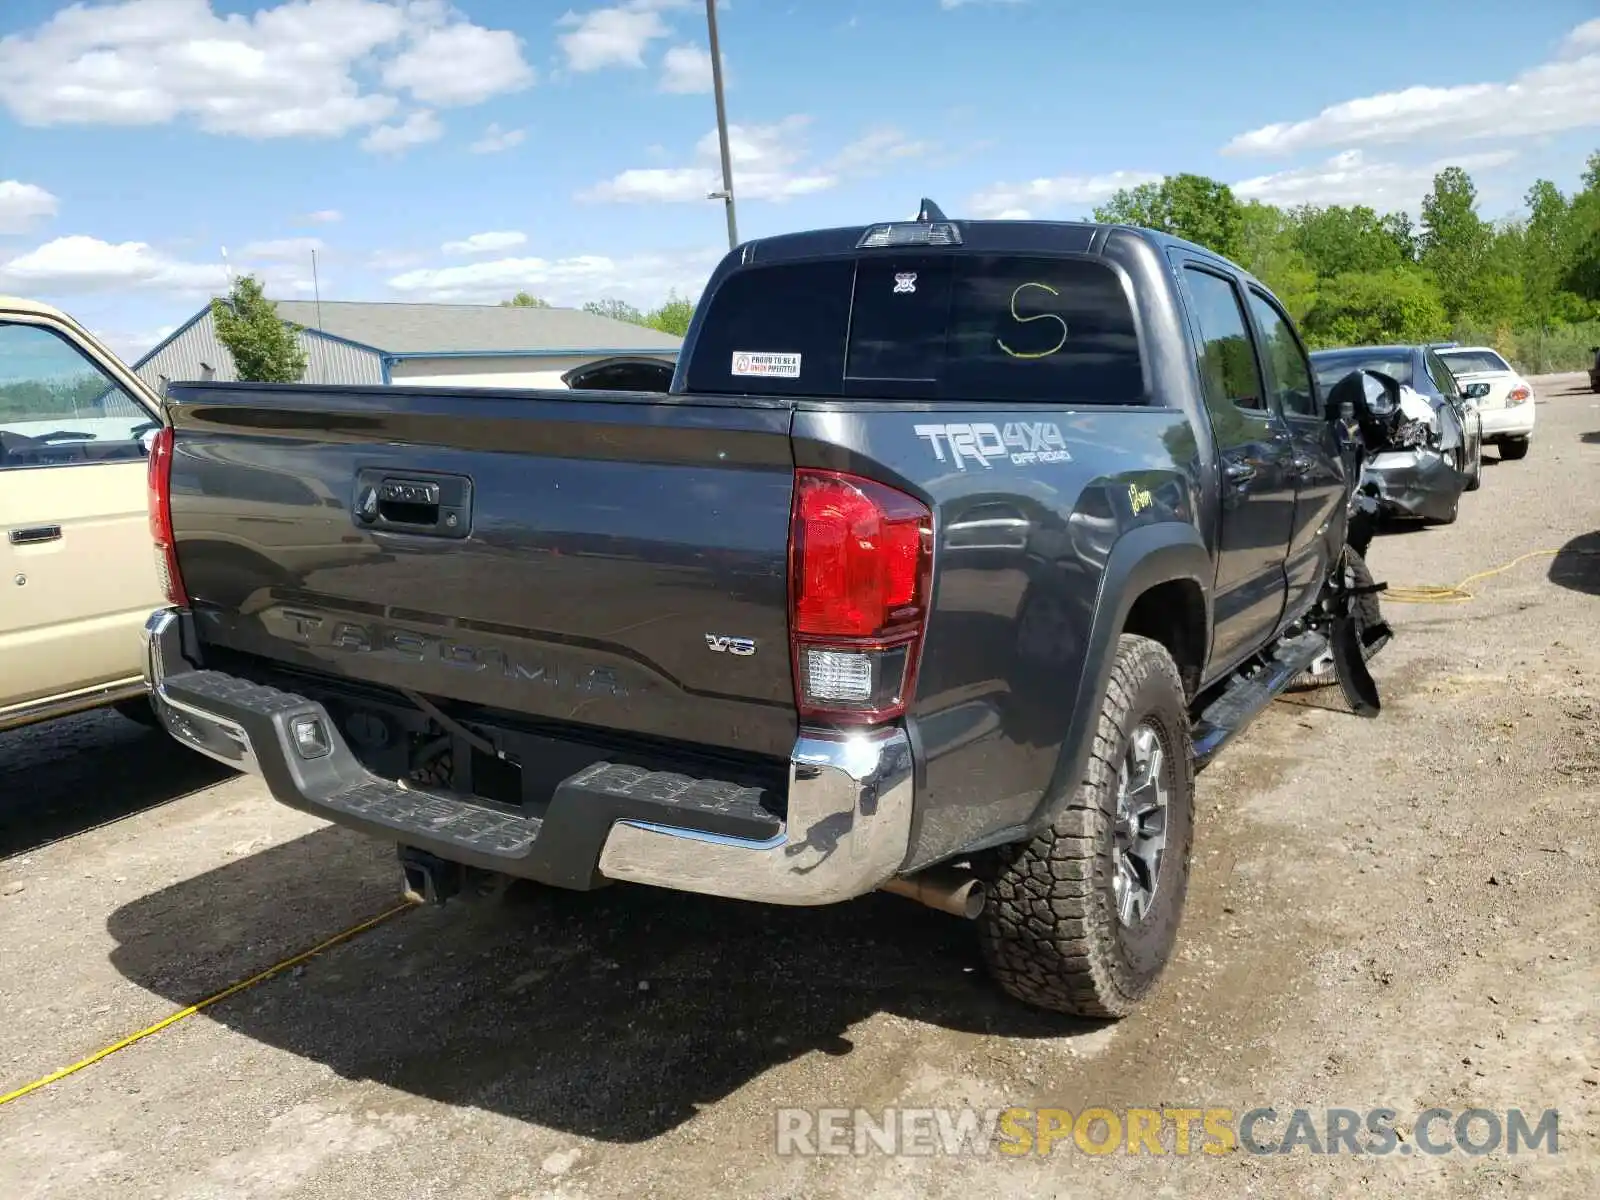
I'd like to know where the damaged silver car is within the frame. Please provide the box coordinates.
[1310,344,1482,526]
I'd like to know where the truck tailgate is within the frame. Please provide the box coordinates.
[166,385,799,760]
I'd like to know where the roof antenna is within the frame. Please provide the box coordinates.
[916,197,947,222]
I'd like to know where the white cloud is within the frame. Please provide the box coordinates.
[360,110,442,155]
[441,231,528,255]
[0,0,534,140]
[830,128,935,176]
[385,246,723,306]
[240,236,325,259]
[0,181,59,234]
[580,115,839,203]
[0,234,316,297]
[95,323,177,362]
[1231,149,1521,212]
[557,1,679,72]
[470,122,526,153]
[968,170,1163,219]
[305,209,343,224]
[381,20,535,106]
[659,43,712,93]
[1224,18,1600,156]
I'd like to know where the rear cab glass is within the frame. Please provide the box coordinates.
[685,254,1146,404]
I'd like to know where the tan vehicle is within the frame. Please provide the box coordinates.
[1,295,167,732]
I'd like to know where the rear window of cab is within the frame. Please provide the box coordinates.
[684,255,1146,404]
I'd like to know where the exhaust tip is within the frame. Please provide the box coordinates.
[882,868,986,919]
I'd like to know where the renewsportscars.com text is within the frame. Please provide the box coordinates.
[774,1106,1562,1158]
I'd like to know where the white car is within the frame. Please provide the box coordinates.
[1436,345,1535,461]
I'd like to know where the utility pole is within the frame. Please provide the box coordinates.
[704,0,738,250]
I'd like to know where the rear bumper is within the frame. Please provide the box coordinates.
[1478,407,1534,438]
[142,608,913,906]
[1361,450,1463,521]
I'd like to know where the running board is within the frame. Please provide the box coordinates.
[1191,631,1329,770]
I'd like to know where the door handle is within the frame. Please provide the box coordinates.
[9,525,62,546]
[1223,462,1256,484]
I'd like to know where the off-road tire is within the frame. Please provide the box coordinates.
[976,634,1194,1018]
[1498,437,1529,461]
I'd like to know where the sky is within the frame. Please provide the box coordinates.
[0,0,1597,364]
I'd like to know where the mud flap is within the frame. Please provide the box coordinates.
[1331,616,1382,717]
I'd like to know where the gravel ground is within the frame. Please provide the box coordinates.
[1,373,1596,1200]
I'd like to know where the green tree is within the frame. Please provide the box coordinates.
[1419,167,1491,321]
[500,292,551,308]
[211,274,307,383]
[1380,211,1418,262]
[1292,204,1408,277]
[1237,201,1317,320]
[1301,269,1449,347]
[1519,181,1572,325]
[1564,152,1600,302]
[643,291,695,337]
[1094,173,1245,260]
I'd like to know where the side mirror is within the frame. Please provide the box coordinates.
[1463,382,1490,401]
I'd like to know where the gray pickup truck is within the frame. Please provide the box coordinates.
[142,203,1394,1018]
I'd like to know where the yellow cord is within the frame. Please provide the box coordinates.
[1383,548,1595,604]
[0,899,415,1107]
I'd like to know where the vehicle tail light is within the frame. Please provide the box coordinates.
[147,425,190,607]
[1506,385,1531,405]
[789,469,933,724]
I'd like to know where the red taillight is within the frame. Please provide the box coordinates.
[1507,385,1531,405]
[789,469,932,724]
[146,425,189,607]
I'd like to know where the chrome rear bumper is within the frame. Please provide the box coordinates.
[142,608,914,905]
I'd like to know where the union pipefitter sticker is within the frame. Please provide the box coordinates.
[731,351,802,379]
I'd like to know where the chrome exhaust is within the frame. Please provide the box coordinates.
[881,867,986,919]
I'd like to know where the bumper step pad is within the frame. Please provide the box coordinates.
[157,669,782,884]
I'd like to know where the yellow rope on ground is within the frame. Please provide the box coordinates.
[1383,548,1596,604]
[0,899,415,1107]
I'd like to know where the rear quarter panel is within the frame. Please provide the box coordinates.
[794,390,1208,870]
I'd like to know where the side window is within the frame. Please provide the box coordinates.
[1246,291,1318,417]
[1427,351,1458,399]
[0,322,154,469]
[1182,267,1266,414]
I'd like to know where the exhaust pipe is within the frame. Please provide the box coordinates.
[881,867,986,919]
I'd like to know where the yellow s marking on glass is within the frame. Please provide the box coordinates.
[997,281,1069,360]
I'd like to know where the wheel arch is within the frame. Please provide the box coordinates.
[1024,521,1212,836]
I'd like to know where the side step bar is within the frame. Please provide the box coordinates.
[1191,630,1329,770]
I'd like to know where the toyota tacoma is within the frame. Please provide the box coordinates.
[142,203,1394,1018]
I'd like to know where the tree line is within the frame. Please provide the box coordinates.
[511,149,1600,374]
[501,290,695,337]
[1092,150,1600,372]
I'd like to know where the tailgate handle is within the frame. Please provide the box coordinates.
[354,471,473,539]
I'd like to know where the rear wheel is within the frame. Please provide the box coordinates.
[1499,437,1529,461]
[977,635,1194,1018]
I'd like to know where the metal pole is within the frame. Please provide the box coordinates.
[705,0,738,249]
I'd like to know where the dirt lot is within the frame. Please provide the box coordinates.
[1,374,1596,1200]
